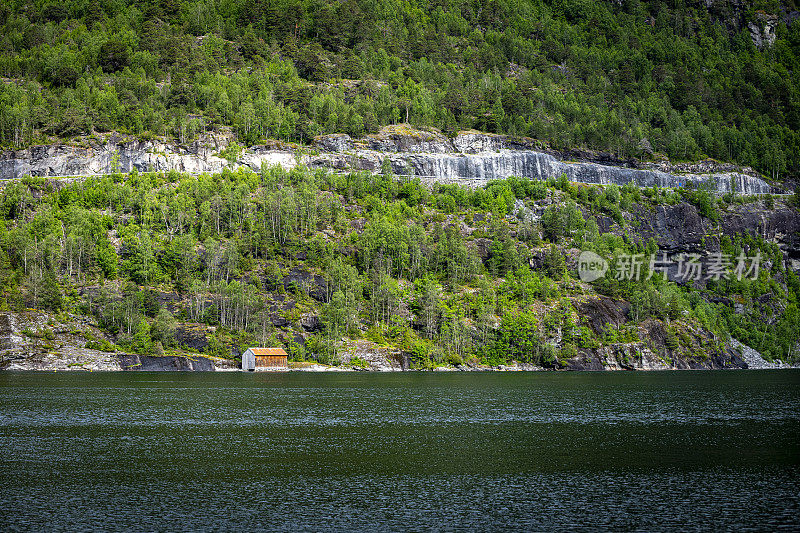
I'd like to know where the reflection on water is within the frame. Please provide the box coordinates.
[1,371,799,531]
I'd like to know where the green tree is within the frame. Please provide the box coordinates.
[131,319,153,355]
[98,41,130,73]
[151,308,178,348]
[543,244,566,279]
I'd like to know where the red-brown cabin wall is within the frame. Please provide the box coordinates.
[254,355,288,368]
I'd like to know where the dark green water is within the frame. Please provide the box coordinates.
[1,371,799,531]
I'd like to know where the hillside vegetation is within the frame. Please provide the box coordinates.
[0,0,798,182]
[1,166,798,368]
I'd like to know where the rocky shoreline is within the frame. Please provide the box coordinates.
[2,302,795,373]
[4,358,797,372]
[3,336,793,373]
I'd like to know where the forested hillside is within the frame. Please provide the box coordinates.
[1,167,798,369]
[0,0,798,181]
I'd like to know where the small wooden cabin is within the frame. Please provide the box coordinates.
[242,347,288,371]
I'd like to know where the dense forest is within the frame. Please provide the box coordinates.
[1,166,798,367]
[0,0,798,182]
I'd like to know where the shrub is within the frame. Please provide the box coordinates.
[682,187,718,221]
[575,326,599,349]
[349,355,368,368]
[365,324,387,344]
[560,343,578,360]
[86,339,117,352]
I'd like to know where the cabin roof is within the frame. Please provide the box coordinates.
[248,347,288,356]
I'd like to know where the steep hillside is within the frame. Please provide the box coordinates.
[1,163,798,370]
[0,0,798,183]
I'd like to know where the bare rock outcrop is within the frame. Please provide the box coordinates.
[1,125,776,196]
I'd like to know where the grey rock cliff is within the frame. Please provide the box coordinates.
[0,126,776,195]
[310,127,773,194]
[0,132,297,179]
[749,14,778,48]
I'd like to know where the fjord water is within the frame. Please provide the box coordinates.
[1,371,798,531]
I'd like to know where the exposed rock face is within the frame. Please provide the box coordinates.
[576,297,630,335]
[729,338,797,369]
[0,132,299,179]
[560,298,749,371]
[630,200,800,279]
[565,343,747,371]
[721,204,800,259]
[635,202,707,252]
[0,311,121,370]
[118,353,217,371]
[308,144,772,194]
[362,125,453,153]
[174,323,212,351]
[470,237,493,260]
[0,312,25,353]
[0,310,236,371]
[299,314,323,332]
[337,339,406,371]
[308,127,773,194]
[3,350,122,371]
[282,267,328,302]
[1,126,775,195]
[749,13,778,48]
[314,133,352,152]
